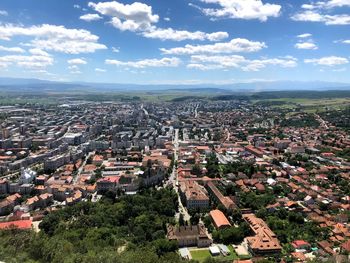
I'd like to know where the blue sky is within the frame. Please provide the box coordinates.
[0,0,349,84]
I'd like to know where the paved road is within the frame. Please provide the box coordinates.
[73,151,94,184]
[170,128,191,222]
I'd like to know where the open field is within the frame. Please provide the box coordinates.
[253,98,350,113]
[190,245,240,262]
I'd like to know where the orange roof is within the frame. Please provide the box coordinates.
[209,209,231,229]
[0,220,32,230]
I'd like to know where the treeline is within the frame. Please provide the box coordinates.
[0,188,192,263]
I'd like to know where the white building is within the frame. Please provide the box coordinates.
[19,168,37,185]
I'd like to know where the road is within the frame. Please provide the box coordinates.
[169,128,191,222]
[194,104,199,119]
[315,113,329,129]
[73,151,94,184]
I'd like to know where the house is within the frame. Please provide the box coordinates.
[341,240,350,254]
[0,193,21,216]
[25,196,40,211]
[209,209,231,229]
[291,240,311,251]
[167,224,212,248]
[291,252,308,262]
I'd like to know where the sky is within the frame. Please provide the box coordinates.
[0,0,349,84]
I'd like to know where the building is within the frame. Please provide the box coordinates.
[19,168,37,184]
[243,214,282,255]
[0,193,21,216]
[207,182,237,210]
[167,224,212,248]
[0,179,8,194]
[96,176,120,192]
[209,209,231,229]
[245,145,264,158]
[0,220,32,230]
[179,180,209,210]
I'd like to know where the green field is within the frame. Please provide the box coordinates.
[190,245,239,262]
[253,97,350,113]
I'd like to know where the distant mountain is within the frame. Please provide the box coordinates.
[0,77,349,93]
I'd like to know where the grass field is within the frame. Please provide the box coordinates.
[253,98,350,113]
[190,245,240,262]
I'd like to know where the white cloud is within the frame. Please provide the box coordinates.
[301,0,350,9]
[190,0,281,21]
[304,56,349,66]
[0,45,25,53]
[0,24,107,54]
[291,11,325,22]
[160,38,266,55]
[89,1,159,32]
[143,28,228,42]
[297,33,312,38]
[187,54,297,71]
[340,39,350,44]
[105,57,181,68]
[89,1,229,42]
[164,17,170,21]
[295,42,318,50]
[67,58,87,65]
[80,13,103,22]
[74,5,81,9]
[0,54,53,69]
[112,47,120,53]
[95,68,106,72]
[292,1,350,25]
[68,65,82,74]
[68,65,79,70]
[29,48,50,56]
[0,10,8,16]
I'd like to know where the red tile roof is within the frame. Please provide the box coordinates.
[0,220,32,230]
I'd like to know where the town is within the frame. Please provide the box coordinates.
[0,98,349,263]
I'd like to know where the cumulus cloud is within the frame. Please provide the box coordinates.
[89,1,228,41]
[29,48,50,56]
[0,53,53,69]
[160,38,266,55]
[304,56,349,66]
[187,54,297,71]
[295,42,318,50]
[80,13,103,21]
[292,1,350,25]
[0,24,107,54]
[0,45,25,53]
[301,0,350,10]
[143,28,228,42]
[292,11,350,25]
[67,58,87,65]
[89,1,159,31]
[95,68,106,72]
[105,57,181,68]
[190,0,281,21]
[0,10,8,16]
